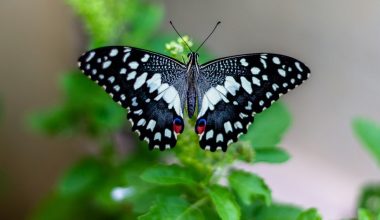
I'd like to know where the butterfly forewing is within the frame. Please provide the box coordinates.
[78,46,187,150]
[197,54,310,151]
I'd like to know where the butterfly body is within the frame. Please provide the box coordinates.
[78,46,310,152]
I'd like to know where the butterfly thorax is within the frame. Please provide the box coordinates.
[186,52,200,118]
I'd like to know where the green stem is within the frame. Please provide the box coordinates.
[175,197,209,220]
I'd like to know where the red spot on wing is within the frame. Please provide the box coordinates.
[173,123,183,134]
[196,124,206,134]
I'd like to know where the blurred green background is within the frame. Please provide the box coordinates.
[0,0,380,219]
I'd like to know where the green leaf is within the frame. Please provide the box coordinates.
[254,147,290,164]
[353,118,380,165]
[255,203,303,220]
[139,196,204,220]
[207,185,240,220]
[297,208,322,220]
[242,102,291,148]
[29,73,126,136]
[58,158,104,196]
[129,3,164,46]
[28,106,74,135]
[358,208,374,220]
[140,164,198,186]
[228,170,271,206]
[358,184,380,217]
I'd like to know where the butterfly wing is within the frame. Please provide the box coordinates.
[196,54,310,151]
[78,46,187,150]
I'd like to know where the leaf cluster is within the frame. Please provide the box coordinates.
[353,118,380,219]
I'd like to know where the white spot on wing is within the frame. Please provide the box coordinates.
[224,76,240,96]
[272,57,280,64]
[133,72,147,89]
[234,121,243,129]
[252,76,261,86]
[127,71,137,80]
[216,85,228,96]
[157,83,169,94]
[146,74,162,93]
[154,132,161,141]
[224,121,233,133]
[134,109,143,115]
[216,133,224,143]
[162,86,177,103]
[206,130,214,140]
[146,120,156,131]
[102,60,112,69]
[141,54,150,62]
[260,58,267,69]
[132,97,138,106]
[240,76,252,94]
[123,52,130,62]
[245,101,252,110]
[251,67,260,75]
[240,58,248,66]
[278,69,286,77]
[86,51,95,62]
[198,96,211,117]
[295,62,303,72]
[120,68,127,74]
[129,61,139,69]
[205,87,222,105]
[272,83,279,91]
[110,49,118,57]
[165,129,171,138]
[266,92,272,99]
[137,119,146,126]
[113,85,120,92]
[108,76,115,83]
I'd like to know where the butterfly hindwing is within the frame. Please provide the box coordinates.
[197,53,310,151]
[78,46,187,150]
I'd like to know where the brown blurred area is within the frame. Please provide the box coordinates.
[0,1,87,219]
[0,0,380,219]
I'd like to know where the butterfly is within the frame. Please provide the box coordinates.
[77,24,310,152]
[78,46,310,151]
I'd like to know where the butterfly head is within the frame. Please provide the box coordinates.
[187,52,199,65]
[187,52,199,59]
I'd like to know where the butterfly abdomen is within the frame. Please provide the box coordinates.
[186,67,197,118]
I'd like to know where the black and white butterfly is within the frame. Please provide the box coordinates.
[78,23,310,153]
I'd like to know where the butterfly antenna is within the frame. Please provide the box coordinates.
[195,21,221,52]
[169,21,193,52]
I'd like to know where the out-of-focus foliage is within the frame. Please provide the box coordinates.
[252,204,322,220]
[357,208,380,220]
[353,118,380,166]
[29,0,322,219]
[357,180,380,218]
[353,118,380,219]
